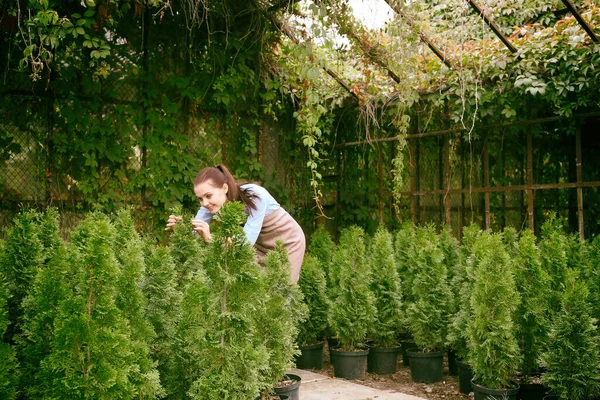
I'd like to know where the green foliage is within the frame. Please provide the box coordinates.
[35,213,156,398]
[307,226,336,290]
[393,221,416,333]
[405,224,451,352]
[0,272,19,399]
[141,241,182,397]
[328,226,375,351]
[513,229,551,380]
[257,242,307,397]
[17,209,69,398]
[297,254,329,345]
[112,209,165,399]
[175,201,269,399]
[367,226,403,348]
[446,223,481,361]
[539,213,574,314]
[539,269,600,400]
[0,210,44,342]
[467,231,521,390]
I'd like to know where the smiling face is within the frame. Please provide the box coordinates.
[194,180,229,214]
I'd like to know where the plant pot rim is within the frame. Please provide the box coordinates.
[330,346,369,356]
[405,349,445,358]
[298,341,325,349]
[368,345,402,353]
[471,379,520,393]
[274,374,302,391]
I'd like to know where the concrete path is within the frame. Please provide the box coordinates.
[287,368,426,400]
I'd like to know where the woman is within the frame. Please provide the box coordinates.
[166,164,305,283]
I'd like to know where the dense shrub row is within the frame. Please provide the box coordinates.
[0,205,306,400]
[298,218,600,399]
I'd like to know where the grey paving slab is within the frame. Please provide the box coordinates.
[286,368,427,400]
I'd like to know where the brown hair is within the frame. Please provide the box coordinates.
[194,164,258,213]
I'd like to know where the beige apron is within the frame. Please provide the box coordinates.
[254,208,306,283]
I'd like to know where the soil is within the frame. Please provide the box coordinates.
[318,345,472,400]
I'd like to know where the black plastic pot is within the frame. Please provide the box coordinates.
[367,346,401,374]
[399,339,419,366]
[447,349,458,376]
[518,382,547,400]
[330,347,369,380]
[406,349,444,383]
[295,341,324,370]
[472,380,519,400]
[457,361,473,394]
[273,374,301,400]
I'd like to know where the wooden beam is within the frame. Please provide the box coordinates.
[561,0,599,43]
[466,0,517,53]
[396,180,600,196]
[336,111,600,147]
[257,2,360,101]
[383,0,454,69]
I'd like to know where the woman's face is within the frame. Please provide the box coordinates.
[194,180,228,214]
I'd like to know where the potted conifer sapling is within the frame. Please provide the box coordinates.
[366,226,403,375]
[328,226,375,380]
[467,231,521,400]
[405,224,452,384]
[296,253,329,370]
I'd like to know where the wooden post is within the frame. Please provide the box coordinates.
[527,132,534,231]
[377,141,384,224]
[443,137,451,226]
[576,129,584,240]
[483,139,491,230]
[410,138,417,224]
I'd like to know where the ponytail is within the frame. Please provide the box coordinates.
[194,164,258,213]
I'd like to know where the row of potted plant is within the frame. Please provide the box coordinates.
[0,205,305,399]
[295,216,600,400]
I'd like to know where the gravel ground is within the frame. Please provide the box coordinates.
[316,344,472,400]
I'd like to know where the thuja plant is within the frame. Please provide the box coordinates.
[17,209,70,397]
[393,221,416,335]
[141,241,182,394]
[328,226,375,351]
[257,242,307,398]
[0,210,44,343]
[175,202,270,399]
[0,271,19,400]
[539,213,571,314]
[167,205,207,291]
[34,213,161,398]
[307,226,337,339]
[513,229,551,381]
[307,226,336,294]
[539,268,600,400]
[297,254,329,346]
[587,234,600,323]
[467,230,521,390]
[446,223,482,362]
[406,224,451,352]
[367,226,403,348]
[112,209,164,399]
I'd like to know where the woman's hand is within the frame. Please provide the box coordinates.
[165,215,182,231]
[191,219,212,242]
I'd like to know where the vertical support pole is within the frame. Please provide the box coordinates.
[377,141,384,224]
[443,136,451,226]
[140,6,150,208]
[527,132,535,231]
[409,138,417,224]
[483,139,491,230]
[576,129,584,240]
